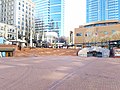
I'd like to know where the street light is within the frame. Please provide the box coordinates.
[30,27,33,47]
[15,26,19,45]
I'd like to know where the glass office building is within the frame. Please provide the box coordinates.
[32,0,64,37]
[32,0,50,32]
[86,0,120,23]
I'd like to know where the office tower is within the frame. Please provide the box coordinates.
[32,0,64,37]
[86,0,120,23]
[50,0,64,36]
[0,0,35,37]
[32,0,50,34]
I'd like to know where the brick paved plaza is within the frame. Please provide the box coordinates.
[0,56,120,90]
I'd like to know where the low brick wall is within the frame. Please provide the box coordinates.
[14,48,79,57]
[0,45,17,50]
[0,44,17,47]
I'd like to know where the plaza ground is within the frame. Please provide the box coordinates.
[0,56,120,90]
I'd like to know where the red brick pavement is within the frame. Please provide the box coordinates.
[0,56,119,90]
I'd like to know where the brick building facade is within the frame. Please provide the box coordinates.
[74,20,120,48]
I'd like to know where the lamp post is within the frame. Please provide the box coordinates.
[15,26,18,45]
[30,27,33,47]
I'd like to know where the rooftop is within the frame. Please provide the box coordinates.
[79,20,120,28]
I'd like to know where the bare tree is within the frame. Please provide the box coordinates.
[111,31,120,41]
[58,36,67,43]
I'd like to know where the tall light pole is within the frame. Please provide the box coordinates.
[30,27,33,47]
[15,26,18,45]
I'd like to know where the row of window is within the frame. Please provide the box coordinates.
[50,0,61,5]
[18,1,33,8]
[8,29,15,33]
[18,5,34,12]
[0,27,16,35]
[8,34,16,40]
[18,8,34,16]
[84,22,119,28]
[0,19,14,25]
[76,30,116,36]
[18,23,34,30]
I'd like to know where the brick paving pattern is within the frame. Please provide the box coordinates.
[0,56,119,90]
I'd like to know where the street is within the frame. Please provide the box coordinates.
[0,56,120,90]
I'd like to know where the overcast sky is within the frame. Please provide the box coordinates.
[64,0,86,36]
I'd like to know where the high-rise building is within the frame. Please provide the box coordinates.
[32,0,64,37]
[0,0,35,37]
[32,0,50,34]
[50,0,64,37]
[86,0,120,23]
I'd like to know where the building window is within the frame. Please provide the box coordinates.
[26,6,28,9]
[10,29,12,32]
[18,26,20,29]
[76,33,82,36]
[19,7,20,10]
[112,30,116,34]
[104,31,108,34]
[22,27,24,30]
[12,37,14,40]
[22,4,24,7]
[18,21,20,24]
[22,22,24,25]
[22,18,24,20]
